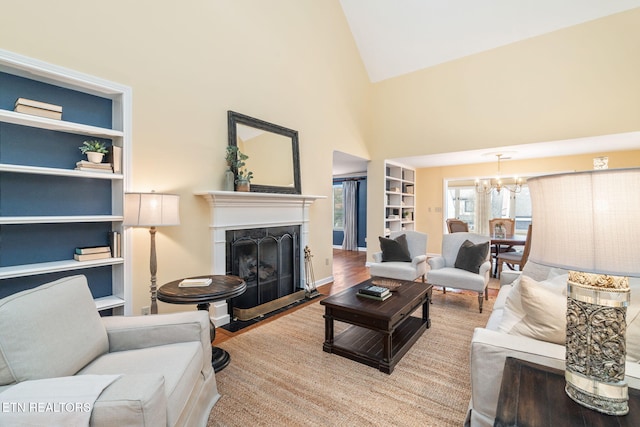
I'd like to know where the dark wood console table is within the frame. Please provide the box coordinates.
[157,275,246,372]
[494,357,640,427]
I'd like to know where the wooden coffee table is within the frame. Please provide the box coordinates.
[320,279,432,374]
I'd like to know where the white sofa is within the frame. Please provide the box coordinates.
[466,261,640,427]
[0,275,220,426]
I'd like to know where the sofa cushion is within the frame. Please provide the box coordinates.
[379,234,411,262]
[454,239,489,273]
[499,275,567,345]
[79,341,203,426]
[0,275,109,385]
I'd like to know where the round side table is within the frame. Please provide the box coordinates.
[157,275,246,372]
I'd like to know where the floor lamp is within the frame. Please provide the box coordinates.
[528,168,640,415]
[124,192,180,314]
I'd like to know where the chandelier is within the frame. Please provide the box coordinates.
[475,154,523,194]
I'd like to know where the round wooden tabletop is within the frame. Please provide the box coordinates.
[157,275,246,305]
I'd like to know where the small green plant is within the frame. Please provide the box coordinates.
[225,146,253,183]
[79,140,108,154]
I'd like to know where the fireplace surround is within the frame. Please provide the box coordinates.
[196,191,323,325]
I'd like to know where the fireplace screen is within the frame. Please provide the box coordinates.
[226,226,300,313]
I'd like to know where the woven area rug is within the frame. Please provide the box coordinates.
[207,290,494,427]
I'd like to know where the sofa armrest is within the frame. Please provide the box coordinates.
[427,256,445,270]
[500,270,522,287]
[372,251,383,263]
[469,327,565,425]
[102,311,211,356]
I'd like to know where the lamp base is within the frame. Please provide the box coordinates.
[566,371,628,416]
[565,271,630,416]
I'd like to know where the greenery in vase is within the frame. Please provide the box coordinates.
[225,146,253,183]
[79,140,108,154]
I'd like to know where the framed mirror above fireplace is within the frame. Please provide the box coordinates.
[227,111,302,194]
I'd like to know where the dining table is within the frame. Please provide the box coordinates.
[490,233,526,278]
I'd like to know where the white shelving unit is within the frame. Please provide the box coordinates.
[384,161,416,237]
[0,49,131,315]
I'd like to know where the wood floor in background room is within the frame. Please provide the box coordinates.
[213,249,499,345]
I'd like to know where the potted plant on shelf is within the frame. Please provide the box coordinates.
[235,152,253,192]
[79,140,108,163]
[228,147,253,192]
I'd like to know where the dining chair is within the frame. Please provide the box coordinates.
[489,218,515,236]
[496,224,532,278]
[446,218,469,233]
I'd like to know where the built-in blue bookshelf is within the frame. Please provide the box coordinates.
[0,50,131,315]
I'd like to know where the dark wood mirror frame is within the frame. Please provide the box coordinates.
[227,111,302,194]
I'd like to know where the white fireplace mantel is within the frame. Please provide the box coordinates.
[195,190,325,325]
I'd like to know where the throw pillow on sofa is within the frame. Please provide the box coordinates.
[454,239,489,273]
[379,234,411,262]
[499,275,567,345]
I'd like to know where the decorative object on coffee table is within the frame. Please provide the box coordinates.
[124,191,180,314]
[157,275,246,372]
[528,168,640,415]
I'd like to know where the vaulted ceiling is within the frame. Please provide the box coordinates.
[334,1,640,173]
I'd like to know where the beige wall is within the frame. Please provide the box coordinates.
[367,9,640,260]
[3,3,639,312]
[417,150,640,254]
[0,0,371,315]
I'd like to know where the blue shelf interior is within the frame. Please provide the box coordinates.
[0,72,113,128]
[0,266,114,301]
[0,70,118,306]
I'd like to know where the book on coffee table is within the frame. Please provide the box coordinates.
[357,292,392,301]
[358,285,390,297]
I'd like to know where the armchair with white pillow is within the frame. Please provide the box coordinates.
[466,261,640,427]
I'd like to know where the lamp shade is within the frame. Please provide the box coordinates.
[124,192,180,227]
[528,168,640,277]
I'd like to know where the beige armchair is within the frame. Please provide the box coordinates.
[369,231,428,282]
[0,275,219,426]
[426,232,491,312]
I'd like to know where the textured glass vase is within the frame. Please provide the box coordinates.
[224,169,234,191]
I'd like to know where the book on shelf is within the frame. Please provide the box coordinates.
[358,285,390,297]
[14,104,62,120]
[15,97,63,112]
[179,278,213,288]
[74,252,111,262]
[105,146,122,174]
[75,246,111,255]
[76,160,112,169]
[357,292,392,301]
[75,167,114,174]
[75,160,113,173]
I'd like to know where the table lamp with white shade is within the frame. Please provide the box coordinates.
[528,168,640,415]
[124,191,180,314]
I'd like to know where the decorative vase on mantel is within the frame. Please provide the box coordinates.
[236,180,250,192]
[224,168,235,191]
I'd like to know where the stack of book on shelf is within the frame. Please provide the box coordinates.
[75,160,113,173]
[357,285,391,301]
[74,246,112,261]
[14,98,62,120]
